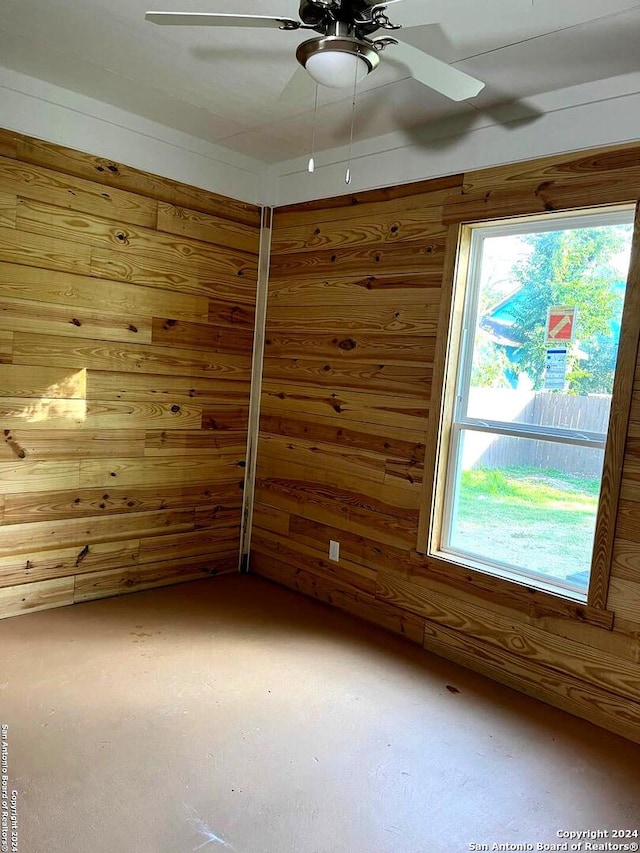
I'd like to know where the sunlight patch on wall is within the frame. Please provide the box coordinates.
[5,369,87,426]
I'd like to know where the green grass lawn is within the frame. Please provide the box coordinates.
[449,467,600,588]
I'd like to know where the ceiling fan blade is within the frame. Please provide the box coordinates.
[388,39,484,101]
[145,12,301,30]
[279,66,316,104]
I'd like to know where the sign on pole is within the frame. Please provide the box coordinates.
[544,348,568,390]
[545,306,577,345]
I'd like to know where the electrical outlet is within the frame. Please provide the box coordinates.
[329,540,340,562]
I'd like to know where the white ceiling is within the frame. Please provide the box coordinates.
[1,0,640,164]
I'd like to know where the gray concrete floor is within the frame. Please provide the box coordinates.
[0,574,638,853]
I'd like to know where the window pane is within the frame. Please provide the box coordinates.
[445,429,605,595]
[464,223,633,430]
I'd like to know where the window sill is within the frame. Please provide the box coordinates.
[433,546,588,603]
[410,549,615,630]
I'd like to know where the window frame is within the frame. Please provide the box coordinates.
[417,203,640,623]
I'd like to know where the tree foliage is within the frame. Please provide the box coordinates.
[470,330,513,388]
[505,225,630,392]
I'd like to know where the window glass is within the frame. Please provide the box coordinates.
[446,430,605,595]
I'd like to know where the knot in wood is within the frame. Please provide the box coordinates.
[338,338,357,351]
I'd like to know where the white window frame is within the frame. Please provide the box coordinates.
[431,206,636,602]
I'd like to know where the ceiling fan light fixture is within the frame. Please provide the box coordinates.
[297,36,379,89]
[306,51,368,89]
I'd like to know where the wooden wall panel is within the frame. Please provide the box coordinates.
[0,539,140,588]
[156,202,260,254]
[255,142,640,743]
[0,262,210,320]
[73,553,237,603]
[0,430,146,461]
[0,128,260,617]
[151,317,254,355]
[0,129,259,226]
[0,297,152,343]
[442,143,640,224]
[2,481,242,525]
[0,577,75,619]
[0,226,92,275]
[0,332,12,364]
[268,272,441,305]
[14,198,257,283]
[12,333,250,379]
[0,399,204,432]
[0,156,158,228]
[0,192,16,228]
[261,383,430,433]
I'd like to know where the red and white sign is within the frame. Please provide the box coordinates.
[545,306,577,345]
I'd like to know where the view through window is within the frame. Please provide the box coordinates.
[434,208,635,600]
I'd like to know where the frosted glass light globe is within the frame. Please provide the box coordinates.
[305,51,369,88]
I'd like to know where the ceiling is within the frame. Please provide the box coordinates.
[1,0,640,164]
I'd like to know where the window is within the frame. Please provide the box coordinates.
[430,207,635,602]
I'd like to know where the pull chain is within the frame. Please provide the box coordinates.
[345,58,359,185]
[308,83,319,174]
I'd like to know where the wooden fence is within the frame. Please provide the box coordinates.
[465,391,611,476]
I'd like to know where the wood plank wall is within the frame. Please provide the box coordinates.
[253,143,640,743]
[0,127,260,617]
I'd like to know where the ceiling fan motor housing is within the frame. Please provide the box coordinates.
[299,0,384,36]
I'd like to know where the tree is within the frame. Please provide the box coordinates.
[506,225,630,392]
[470,330,513,388]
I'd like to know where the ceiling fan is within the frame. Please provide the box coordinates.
[145,0,485,101]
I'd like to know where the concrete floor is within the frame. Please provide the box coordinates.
[0,575,639,853]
